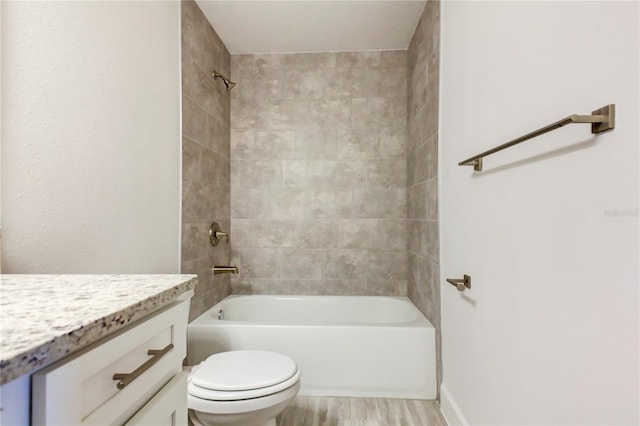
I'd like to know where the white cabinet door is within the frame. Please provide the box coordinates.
[0,375,30,425]
[124,371,188,426]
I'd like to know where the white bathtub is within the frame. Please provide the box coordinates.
[187,295,436,399]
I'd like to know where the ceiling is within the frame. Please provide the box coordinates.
[195,1,427,54]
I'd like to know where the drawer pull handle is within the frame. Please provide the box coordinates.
[112,343,174,390]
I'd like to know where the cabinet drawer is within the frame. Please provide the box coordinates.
[33,300,189,425]
[124,371,187,426]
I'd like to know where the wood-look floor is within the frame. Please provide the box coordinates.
[276,397,447,426]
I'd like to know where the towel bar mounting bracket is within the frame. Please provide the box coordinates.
[590,104,615,134]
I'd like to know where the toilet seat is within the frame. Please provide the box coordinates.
[191,350,298,396]
[187,350,301,416]
[189,365,300,401]
[188,380,301,415]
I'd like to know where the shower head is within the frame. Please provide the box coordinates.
[212,70,236,92]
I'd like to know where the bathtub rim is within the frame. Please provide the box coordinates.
[189,294,434,329]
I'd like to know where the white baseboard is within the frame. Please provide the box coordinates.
[440,383,469,426]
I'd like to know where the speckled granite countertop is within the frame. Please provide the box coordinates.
[0,274,197,385]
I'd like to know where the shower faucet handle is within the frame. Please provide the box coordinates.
[209,222,229,246]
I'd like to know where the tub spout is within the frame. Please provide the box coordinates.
[212,265,239,275]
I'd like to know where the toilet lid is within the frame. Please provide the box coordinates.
[192,350,298,392]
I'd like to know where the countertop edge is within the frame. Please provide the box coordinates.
[0,276,197,386]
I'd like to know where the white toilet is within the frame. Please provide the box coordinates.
[187,350,301,426]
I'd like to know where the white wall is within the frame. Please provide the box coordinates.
[1,1,181,273]
[1,2,3,270]
[440,2,638,425]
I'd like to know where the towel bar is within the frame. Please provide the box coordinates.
[459,104,615,171]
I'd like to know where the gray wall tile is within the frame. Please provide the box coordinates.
[352,189,407,219]
[367,159,407,188]
[295,128,339,160]
[296,219,338,248]
[309,279,354,295]
[236,248,281,279]
[183,137,201,183]
[269,279,311,295]
[182,95,208,144]
[308,190,353,218]
[268,189,309,219]
[231,50,408,295]
[338,219,379,249]
[323,67,354,98]
[323,161,367,189]
[231,130,295,160]
[181,0,231,321]
[426,177,439,220]
[285,68,325,99]
[232,219,297,248]
[230,188,265,218]
[207,111,230,158]
[368,250,409,282]
[230,278,270,294]
[281,249,325,279]
[201,148,229,188]
[351,97,405,129]
[408,182,428,220]
[406,0,441,397]
[231,160,282,188]
[293,52,337,69]
[324,249,368,279]
[282,160,324,188]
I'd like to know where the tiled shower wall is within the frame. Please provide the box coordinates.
[181,0,231,321]
[229,51,408,296]
[406,0,442,393]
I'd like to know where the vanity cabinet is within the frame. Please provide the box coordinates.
[32,298,190,425]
